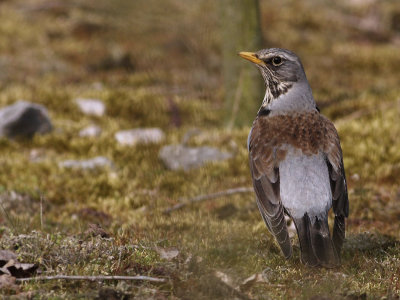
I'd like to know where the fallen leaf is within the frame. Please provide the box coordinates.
[239,273,268,291]
[0,266,11,276]
[0,259,38,278]
[0,254,38,278]
[7,262,38,278]
[213,271,253,300]
[0,259,15,275]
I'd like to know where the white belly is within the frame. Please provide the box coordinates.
[279,148,332,221]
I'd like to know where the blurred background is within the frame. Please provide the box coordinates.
[0,0,399,298]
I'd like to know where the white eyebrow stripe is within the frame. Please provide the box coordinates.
[260,52,294,62]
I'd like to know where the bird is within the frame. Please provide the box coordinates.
[239,48,349,267]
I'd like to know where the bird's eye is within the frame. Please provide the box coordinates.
[272,56,282,66]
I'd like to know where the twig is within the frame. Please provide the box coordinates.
[16,275,166,283]
[163,187,254,214]
[40,194,44,230]
[335,100,396,127]
[227,69,244,130]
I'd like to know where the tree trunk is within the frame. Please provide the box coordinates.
[221,0,263,128]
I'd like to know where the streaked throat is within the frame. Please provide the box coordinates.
[259,67,293,107]
[261,81,293,108]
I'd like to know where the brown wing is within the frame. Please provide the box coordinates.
[248,119,292,259]
[322,116,349,257]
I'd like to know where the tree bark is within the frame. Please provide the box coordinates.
[221,0,263,128]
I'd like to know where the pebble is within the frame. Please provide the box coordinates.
[75,98,105,116]
[115,128,165,146]
[159,144,232,171]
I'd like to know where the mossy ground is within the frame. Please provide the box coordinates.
[0,0,400,299]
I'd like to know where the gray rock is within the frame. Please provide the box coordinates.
[79,125,102,137]
[59,156,113,170]
[159,145,232,171]
[115,128,165,146]
[0,101,52,138]
[29,148,46,162]
[155,247,180,261]
[75,98,105,116]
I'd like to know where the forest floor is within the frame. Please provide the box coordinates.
[0,0,400,299]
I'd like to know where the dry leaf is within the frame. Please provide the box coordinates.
[0,266,11,276]
[0,250,38,278]
[7,262,38,278]
[239,272,269,291]
[213,271,253,300]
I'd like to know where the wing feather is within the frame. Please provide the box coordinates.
[249,121,292,259]
[322,116,349,257]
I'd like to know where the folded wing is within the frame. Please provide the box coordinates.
[322,115,349,258]
[248,124,292,259]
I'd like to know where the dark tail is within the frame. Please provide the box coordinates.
[293,213,339,268]
[332,215,346,257]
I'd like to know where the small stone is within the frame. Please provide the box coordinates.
[115,128,165,146]
[156,247,180,261]
[29,148,47,162]
[59,156,113,170]
[0,100,52,139]
[159,145,232,171]
[75,98,105,116]
[79,125,102,137]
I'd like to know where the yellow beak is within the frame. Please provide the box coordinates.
[238,52,264,65]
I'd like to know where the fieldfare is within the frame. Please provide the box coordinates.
[239,48,349,267]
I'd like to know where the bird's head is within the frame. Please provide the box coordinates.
[239,48,314,110]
